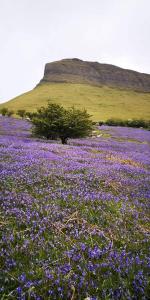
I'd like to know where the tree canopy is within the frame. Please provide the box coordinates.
[31,103,93,144]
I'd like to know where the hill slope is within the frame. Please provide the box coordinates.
[1,58,150,121]
[2,83,150,121]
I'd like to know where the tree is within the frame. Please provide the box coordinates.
[1,107,8,116]
[17,109,26,118]
[31,103,93,144]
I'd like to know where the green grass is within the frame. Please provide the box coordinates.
[1,83,150,121]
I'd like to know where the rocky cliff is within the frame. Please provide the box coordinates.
[39,58,150,92]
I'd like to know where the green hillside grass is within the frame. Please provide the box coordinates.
[1,83,150,121]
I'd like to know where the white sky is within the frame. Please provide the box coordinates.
[0,0,150,103]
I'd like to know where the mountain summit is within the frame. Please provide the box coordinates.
[39,58,150,92]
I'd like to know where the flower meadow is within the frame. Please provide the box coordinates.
[0,117,150,300]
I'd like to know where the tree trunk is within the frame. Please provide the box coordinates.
[61,137,68,144]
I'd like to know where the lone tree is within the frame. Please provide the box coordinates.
[17,109,26,119]
[31,102,93,144]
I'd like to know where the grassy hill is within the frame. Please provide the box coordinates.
[1,83,150,121]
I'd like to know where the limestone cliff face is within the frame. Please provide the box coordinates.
[39,58,150,92]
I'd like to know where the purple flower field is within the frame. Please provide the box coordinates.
[0,117,150,299]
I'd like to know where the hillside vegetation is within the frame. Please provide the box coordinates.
[1,83,150,121]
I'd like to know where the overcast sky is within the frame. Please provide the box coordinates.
[0,0,150,103]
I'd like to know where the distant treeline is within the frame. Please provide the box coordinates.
[1,107,150,130]
[99,119,150,130]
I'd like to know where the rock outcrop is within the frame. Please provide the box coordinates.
[39,58,150,92]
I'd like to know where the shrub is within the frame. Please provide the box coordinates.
[99,121,104,126]
[104,118,150,129]
[17,109,26,118]
[26,111,37,120]
[7,110,14,117]
[0,107,8,116]
[105,118,126,126]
